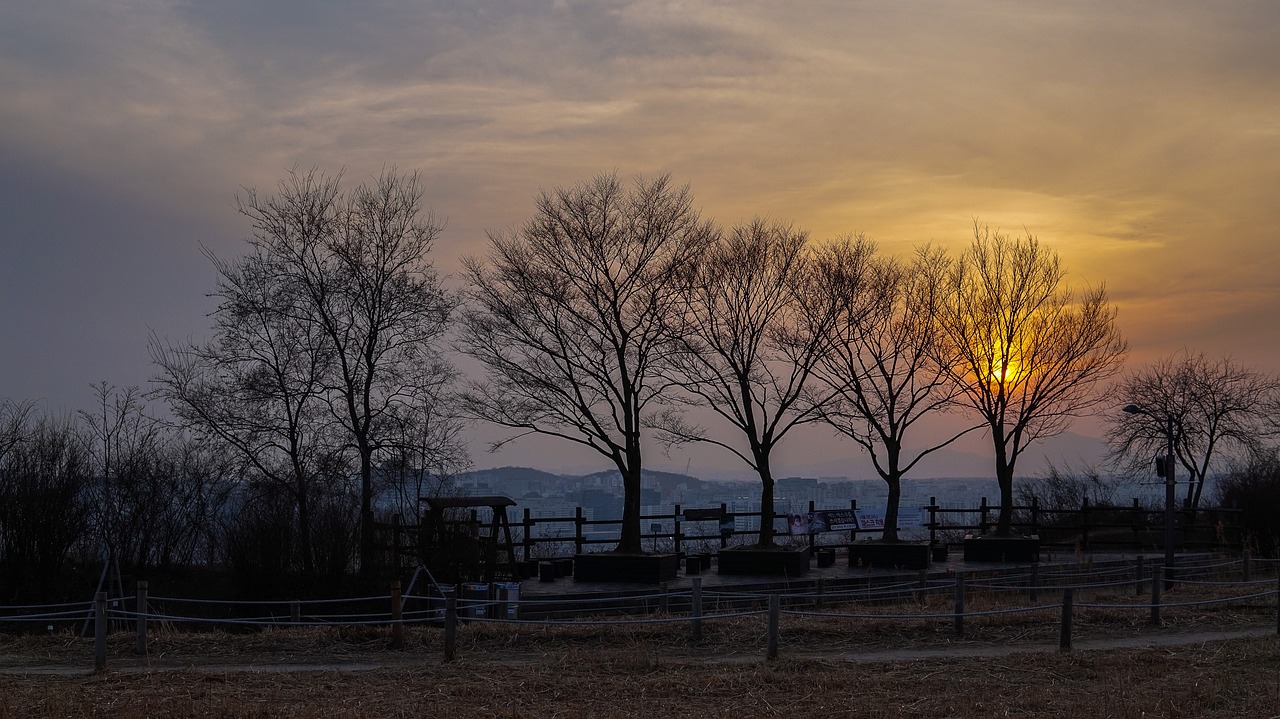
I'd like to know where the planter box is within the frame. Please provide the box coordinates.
[717,546,810,577]
[963,536,1040,563]
[573,553,679,584]
[685,555,702,575]
[848,541,931,570]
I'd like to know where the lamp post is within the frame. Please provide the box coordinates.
[1123,404,1175,586]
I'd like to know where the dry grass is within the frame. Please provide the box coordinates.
[1,576,1276,718]
[1,637,1277,718]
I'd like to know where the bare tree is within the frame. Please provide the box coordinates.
[652,219,837,547]
[1108,352,1280,509]
[0,401,92,601]
[936,225,1127,535]
[458,172,717,554]
[814,242,979,541]
[150,238,339,575]
[229,167,458,573]
[378,365,471,524]
[79,383,164,569]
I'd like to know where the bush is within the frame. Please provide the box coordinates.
[1214,451,1280,556]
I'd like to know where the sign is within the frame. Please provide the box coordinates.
[682,507,724,522]
[808,509,859,532]
[787,513,810,535]
[794,508,929,533]
[854,507,928,531]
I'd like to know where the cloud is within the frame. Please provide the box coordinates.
[2,0,1279,416]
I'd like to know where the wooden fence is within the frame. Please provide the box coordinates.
[379,498,1245,564]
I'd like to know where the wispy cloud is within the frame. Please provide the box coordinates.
[2,0,1279,409]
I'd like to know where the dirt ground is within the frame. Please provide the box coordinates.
[2,616,1278,718]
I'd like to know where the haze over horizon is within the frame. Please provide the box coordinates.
[4,2,1278,480]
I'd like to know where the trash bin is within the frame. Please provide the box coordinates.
[427,587,454,619]
[461,582,489,618]
[496,582,521,620]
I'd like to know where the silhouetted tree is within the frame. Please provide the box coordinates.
[936,225,1127,535]
[0,401,91,601]
[652,219,838,547]
[458,172,716,554]
[814,242,979,541]
[151,233,340,576]
[190,167,459,574]
[1108,352,1280,509]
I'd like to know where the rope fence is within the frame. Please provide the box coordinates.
[3,557,1276,672]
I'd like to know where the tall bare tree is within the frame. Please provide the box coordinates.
[936,225,1127,535]
[814,242,979,541]
[231,167,457,572]
[1108,352,1280,509]
[150,239,338,575]
[458,172,717,554]
[652,219,838,547]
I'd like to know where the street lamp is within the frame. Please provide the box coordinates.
[1123,404,1176,586]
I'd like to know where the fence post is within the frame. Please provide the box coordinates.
[929,496,938,546]
[816,576,826,610]
[392,514,402,569]
[290,600,301,625]
[953,574,965,637]
[1242,549,1251,582]
[575,506,585,555]
[659,582,669,614]
[917,571,928,605]
[1135,556,1146,597]
[1150,566,1162,625]
[1030,497,1040,537]
[1080,498,1090,551]
[1059,587,1074,651]
[808,500,817,550]
[390,581,404,649]
[979,497,989,535]
[766,594,780,661]
[134,581,148,656]
[674,503,682,557]
[523,507,534,561]
[94,592,107,674]
[443,595,458,662]
[690,577,703,641]
[1028,563,1039,602]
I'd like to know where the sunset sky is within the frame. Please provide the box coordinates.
[3,1,1278,476]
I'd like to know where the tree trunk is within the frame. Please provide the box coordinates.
[358,446,376,575]
[296,482,314,576]
[757,456,776,547]
[615,448,644,554]
[994,444,1015,537]
[883,477,901,542]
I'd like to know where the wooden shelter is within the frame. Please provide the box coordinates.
[418,495,519,584]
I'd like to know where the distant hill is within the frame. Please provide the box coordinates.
[459,466,565,484]
[465,465,710,492]
[575,467,713,492]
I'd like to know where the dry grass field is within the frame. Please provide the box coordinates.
[2,578,1277,717]
[0,633,1277,718]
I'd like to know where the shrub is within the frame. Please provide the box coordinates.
[1214,451,1280,556]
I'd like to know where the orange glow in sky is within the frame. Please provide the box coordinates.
[2,1,1277,476]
